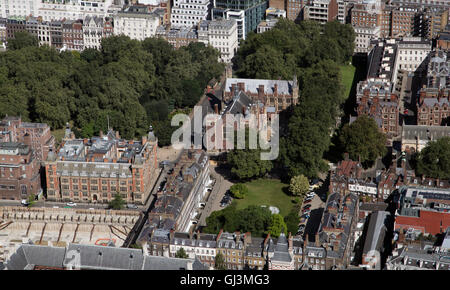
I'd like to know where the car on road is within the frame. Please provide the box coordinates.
[303,204,311,210]
[303,199,312,204]
[127,204,138,209]
[52,206,59,208]
[88,208,95,210]
[302,208,311,214]
[21,199,29,206]
[66,202,77,207]
[300,214,310,219]
[306,192,315,197]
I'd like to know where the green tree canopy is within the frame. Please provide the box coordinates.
[203,205,272,237]
[108,194,126,210]
[215,252,226,270]
[267,214,287,238]
[338,115,387,167]
[175,247,189,259]
[0,35,224,142]
[7,31,39,50]
[229,183,249,199]
[416,137,450,179]
[289,175,309,197]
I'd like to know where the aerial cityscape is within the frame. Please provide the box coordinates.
[0,0,449,274]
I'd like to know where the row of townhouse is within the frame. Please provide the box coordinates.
[2,10,238,64]
[3,15,114,51]
[0,0,117,21]
[138,227,338,270]
[139,187,361,270]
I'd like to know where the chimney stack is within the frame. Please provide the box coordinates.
[258,85,264,99]
[274,83,278,96]
[288,232,293,250]
[214,103,219,114]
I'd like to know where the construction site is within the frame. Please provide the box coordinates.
[0,206,141,263]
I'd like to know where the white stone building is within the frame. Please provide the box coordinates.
[354,25,381,53]
[113,6,160,41]
[0,0,41,18]
[304,0,338,24]
[395,37,432,75]
[198,19,238,63]
[0,0,115,21]
[83,16,108,50]
[38,0,114,21]
[170,0,210,29]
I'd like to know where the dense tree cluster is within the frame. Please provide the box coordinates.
[0,34,224,140]
[226,128,273,180]
[338,115,387,167]
[203,204,273,237]
[232,19,355,179]
[416,137,450,179]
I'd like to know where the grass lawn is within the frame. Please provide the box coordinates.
[340,64,356,100]
[233,179,294,217]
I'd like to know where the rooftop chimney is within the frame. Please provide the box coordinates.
[288,232,293,250]
[214,103,219,114]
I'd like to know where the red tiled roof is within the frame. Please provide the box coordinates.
[395,210,450,235]
[337,160,359,177]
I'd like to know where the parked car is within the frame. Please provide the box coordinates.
[127,204,138,209]
[303,199,312,204]
[66,202,77,207]
[21,199,29,206]
[303,204,312,210]
[302,208,311,214]
[300,214,310,219]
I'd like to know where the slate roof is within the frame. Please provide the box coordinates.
[6,244,67,270]
[224,90,254,115]
[402,125,450,141]
[362,211,390,255]
[65,244,145,270]
[271,234,292,263]
[6,243,201,270]
[224,78,294,95]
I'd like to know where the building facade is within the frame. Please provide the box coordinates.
[44,128,158,205]
[113,5,160,41]
[170,0,210,28]
[198,19,238,63]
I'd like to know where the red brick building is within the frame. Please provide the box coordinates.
[356,79,400,142]
[0,142,41,200]
[285,0,305,22]
[62,20,84,51]
[0,116,54,162]
[44,128,158,204]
